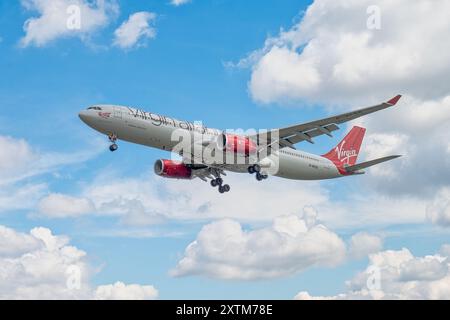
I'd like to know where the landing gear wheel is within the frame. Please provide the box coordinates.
[248,164,260,174]
[211,179,218,187]
[223,184,230,192]
[109,143,118,152]
[256,172,264,181]
[108,133,118,152]
[218,186,225,194]
[215,177,223,186]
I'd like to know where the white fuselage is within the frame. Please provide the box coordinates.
[79,105,342,180]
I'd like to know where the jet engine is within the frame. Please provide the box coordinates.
[154,159,193,179]
[216,133,257,156]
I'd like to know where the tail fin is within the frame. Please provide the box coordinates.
[322,126,366,166]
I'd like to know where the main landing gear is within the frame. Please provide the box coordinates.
[108,133,118,152]
[248,164,268,181]
[210,176,230,194]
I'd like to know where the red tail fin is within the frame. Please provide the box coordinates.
[322,126,366,166]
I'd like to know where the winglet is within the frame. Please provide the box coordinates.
[386,94,402,106]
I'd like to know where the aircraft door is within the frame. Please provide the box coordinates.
[113,107,122,119]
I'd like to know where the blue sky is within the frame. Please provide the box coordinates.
[1,0,450,300]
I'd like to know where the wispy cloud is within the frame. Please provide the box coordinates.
[170,0,191,7]
[0,135,103,186]
[0,135,103,214]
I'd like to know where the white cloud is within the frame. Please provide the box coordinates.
[0,135,101,186]
[427,188,450,227]
[352,95,450,197]
[38,193,94,218]
[349,232,383,259]
[361,133,410,178]
[295,245,450,299]
[243,0,450,105]
[0,135,35,184]
[113,12,156,50]
[0,183,47,213]
[0,136,33,173]
[440,244,450,257]
[249,46,321,104]
[0,225,42,257]
[0,224,158,299]
[94,282,158,300]
[170,0,191,6]
[20,0,119,47]
[0,135,102,214]
[171,209,347,280]
[33,167,433,229]
[0,225,91,299]
[236,0,450,202]
[35,171,329,225]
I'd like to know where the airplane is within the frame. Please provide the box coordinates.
[79,95,402,194]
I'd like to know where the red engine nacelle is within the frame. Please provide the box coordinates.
[217,133,257,156]
[154,159,193,179]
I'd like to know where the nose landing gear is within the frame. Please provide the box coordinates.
[108,133,118,152]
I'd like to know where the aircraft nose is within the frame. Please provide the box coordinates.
[78,110,90,123]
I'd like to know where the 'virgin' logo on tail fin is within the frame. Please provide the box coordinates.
[335,140,357,164]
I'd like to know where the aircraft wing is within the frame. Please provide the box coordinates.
[251,95,402,149]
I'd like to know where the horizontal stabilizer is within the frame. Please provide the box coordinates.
[344,155,402,173]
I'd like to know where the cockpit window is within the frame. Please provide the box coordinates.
[87,106,102,110]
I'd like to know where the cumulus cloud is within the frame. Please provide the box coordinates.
[171,208,347,280]
[0,225,91,299]
[113,12,157,50]
[0,224,158,299]
[295,245,450,299]
[0,225,42,257]
[20,0,119,47]
[170,0,191,6]
[349,232,383,259]
[243,0,450,104]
